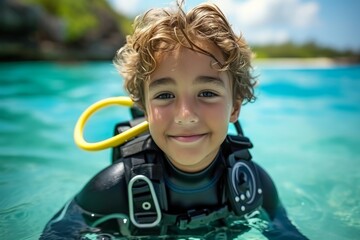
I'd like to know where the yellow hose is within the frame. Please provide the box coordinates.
[73,96,149,151]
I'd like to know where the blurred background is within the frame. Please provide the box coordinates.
[0,0,359,240]
[1,0,359,61]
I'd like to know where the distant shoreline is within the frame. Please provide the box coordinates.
[1,57,359,66]
[253,57,360,68]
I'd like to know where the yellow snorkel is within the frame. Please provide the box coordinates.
[73,96,149,151]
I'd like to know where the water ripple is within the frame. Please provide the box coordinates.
[282,182,325,222]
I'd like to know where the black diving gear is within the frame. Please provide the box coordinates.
[40,119,309,240]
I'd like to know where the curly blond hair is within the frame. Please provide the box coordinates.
[114,2,256,110]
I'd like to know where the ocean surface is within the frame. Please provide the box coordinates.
[0,61,359,239]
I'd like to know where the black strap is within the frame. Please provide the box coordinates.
[123,151,169,229]
[225,149,263,216]
[226,135,253,153]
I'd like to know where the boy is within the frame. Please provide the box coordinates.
[41,2,309,239]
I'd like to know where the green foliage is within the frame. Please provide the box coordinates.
[22,0,131,43]
[24,0,95,42]
[251,41,359,58]
[116,15,133,36]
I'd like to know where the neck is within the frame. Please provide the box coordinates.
[165,150,220,173]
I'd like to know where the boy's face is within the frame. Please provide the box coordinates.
[144,45,241,173]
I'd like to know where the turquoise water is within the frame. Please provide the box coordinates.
[0,61,359,239]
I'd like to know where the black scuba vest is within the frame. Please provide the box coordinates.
[104,131,266,238]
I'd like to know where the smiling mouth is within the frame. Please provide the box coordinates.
[169,134,207,143]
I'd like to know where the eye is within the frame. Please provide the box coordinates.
[155,92,174,99]
[199,91,218,98]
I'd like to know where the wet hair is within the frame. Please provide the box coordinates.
[114,1,256,110]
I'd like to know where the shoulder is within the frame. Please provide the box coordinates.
[253,162,280,219]
[76,135,161,215]
[75,161,129,215]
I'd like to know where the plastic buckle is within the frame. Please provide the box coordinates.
[177,209,209,230]
[128,175,162,228]
[177,216,189,230]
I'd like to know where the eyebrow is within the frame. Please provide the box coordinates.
[195,76,225,87]
[149,76,225,90]
[148,77,175,90]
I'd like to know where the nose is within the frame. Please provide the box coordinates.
[174,98,199,125]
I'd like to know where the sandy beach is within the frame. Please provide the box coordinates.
[253,57,359,68]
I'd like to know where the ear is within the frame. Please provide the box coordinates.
[229,99,242,123]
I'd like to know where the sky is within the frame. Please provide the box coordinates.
[107,0,360,52]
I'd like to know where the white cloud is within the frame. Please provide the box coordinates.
[108,0,142,16]
[108,0,180,16]
[211,0,319,27]
[209,0,320,44]
[292,1,319,27]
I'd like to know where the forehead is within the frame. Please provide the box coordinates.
[154,41,225,67]
[149,47,224,84]
[146,43,233,93]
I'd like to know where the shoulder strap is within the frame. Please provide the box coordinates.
[223,134,253,155]
[119,136,169,231]
[220,133,264,217]
[225,148,263,217]
[112,117,150,163]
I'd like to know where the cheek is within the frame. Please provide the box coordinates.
[146,105,170,126]
[147,106,171,141]
[204,102,233,122]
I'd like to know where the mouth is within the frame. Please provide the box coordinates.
[169,133,207,143]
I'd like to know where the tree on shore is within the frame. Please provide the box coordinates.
[252,41,359,59]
